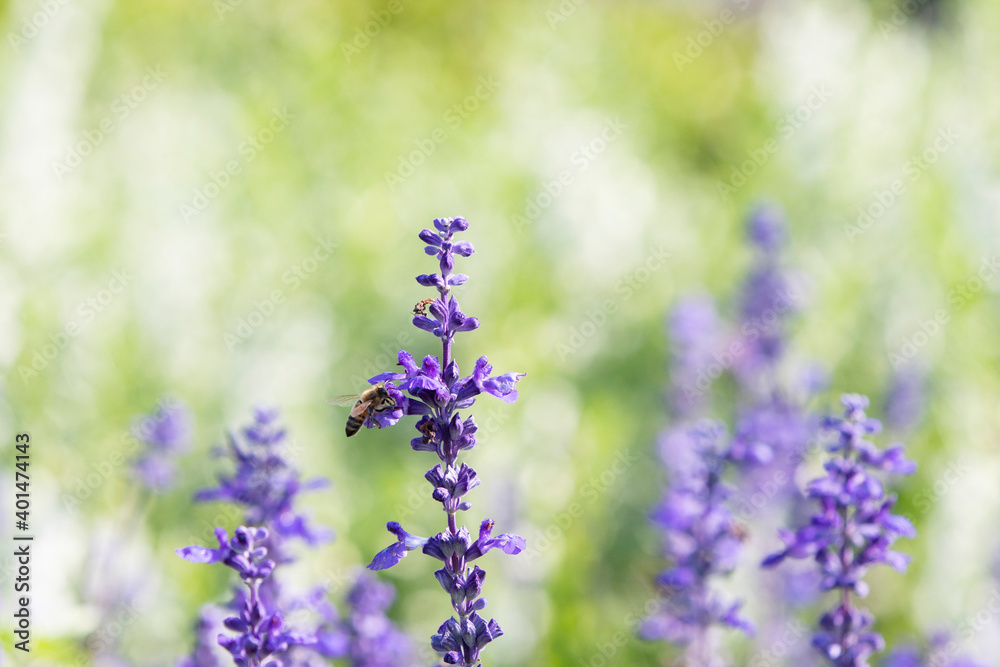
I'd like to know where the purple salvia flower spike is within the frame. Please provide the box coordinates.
[641,420,755,654]
[177,527,317,666]
[185,407,413,666]
[130,397,193,492]
[364,217,525,665]
[762,394,916,666]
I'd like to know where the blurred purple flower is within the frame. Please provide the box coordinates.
[176,605,228,667]
[884,366,927,433]
[735,205,802,386]
[177,527,317,666]
[130,398,192,492]
[342,573,414,667]
[884,633,986,667]
[763,394,917,666]
[666,295,722,418]
[195,407,331,561]
[746,202,787,253]
[641,421,754,648]
[185,408,413,667]
[365,218,525,666]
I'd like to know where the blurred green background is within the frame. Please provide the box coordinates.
[2,0,1000,664]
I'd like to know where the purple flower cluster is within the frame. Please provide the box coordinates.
[884,367,927,434]
[131,398,193,492]
[641,421,754,650]
[177,606,229,667]
[364,217,526,665]
[195,407,331,563]
[883,634,985,667]
[646,204,827,663]
[183,408,412,667]
[763,394,917,666]
[735,204,799,383]
[177,527,316,666]
[666,294,722,418]
[341,573,413,666]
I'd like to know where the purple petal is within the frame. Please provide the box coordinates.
[369,371,404,383]
[482,373,525,402]
[368,542,407,571]
[416,274,444,288]
[454,316,480,333]
[761,551,787,568]
[176,544,224,564]
[494,533,526,555]
[658,567,696,587]
[419,229,442,246]
[398,350,419,374]
[452,241,475,257]
[413,316,439,332]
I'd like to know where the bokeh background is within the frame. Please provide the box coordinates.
[2,0,1000,664]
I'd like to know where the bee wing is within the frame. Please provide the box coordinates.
[326,394,361,407]
[349,398,375,419]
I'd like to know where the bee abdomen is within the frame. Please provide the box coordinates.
[345,414,364,437]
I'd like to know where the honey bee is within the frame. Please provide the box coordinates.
[413,298,435,317]
[326,383,396,437]
[417,417,437,445]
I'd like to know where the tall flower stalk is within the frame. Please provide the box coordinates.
[763,394,917,666]
[131,397,193,492]
[364,217,526,666]
[182,407,412,666]
[641,421,755,665]
[648,204,823,663]
[177,526,316,667]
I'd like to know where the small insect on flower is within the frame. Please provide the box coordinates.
[413,298,435,317]
[327,383,396,437]
[416,416,437,445]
